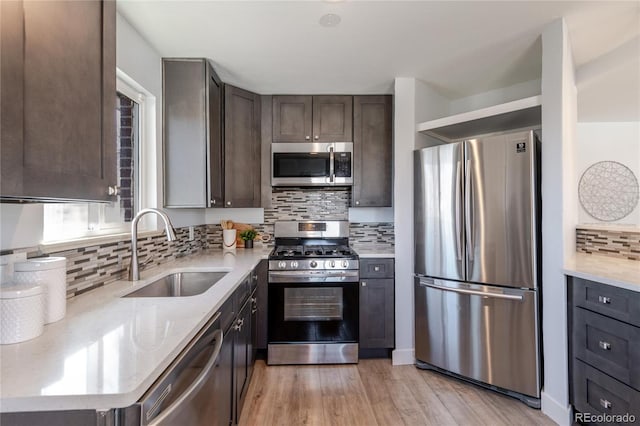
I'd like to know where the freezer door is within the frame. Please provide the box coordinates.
[465,131,537,289]
[414,144,465,281]
[414,276,540,398]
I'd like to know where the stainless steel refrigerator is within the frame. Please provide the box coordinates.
[414,129,541,408]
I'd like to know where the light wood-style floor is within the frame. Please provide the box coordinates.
[239,359,555,426]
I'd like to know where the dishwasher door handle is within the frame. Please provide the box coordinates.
[148,328,223,426]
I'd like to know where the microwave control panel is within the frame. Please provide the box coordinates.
[334,153,352,177]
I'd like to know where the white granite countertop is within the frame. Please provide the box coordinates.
[353,245,395,258]
[564,253,640,293]
[0,248,271,413]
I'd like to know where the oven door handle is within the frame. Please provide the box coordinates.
[269,271,359,278]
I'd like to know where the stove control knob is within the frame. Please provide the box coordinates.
[310,261,318,268]
[291,261,299,268]
[278,261,286,269]
[342,260,349,268]
[330,260,336,268]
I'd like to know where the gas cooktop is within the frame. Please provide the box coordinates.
[270,244,357,260]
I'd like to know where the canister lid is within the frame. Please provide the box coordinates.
[0,282,43,299]
[14,257,66,272]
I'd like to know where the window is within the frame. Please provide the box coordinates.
[42,80,146,242]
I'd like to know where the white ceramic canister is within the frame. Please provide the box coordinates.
[0,283,45,344]
[14,257,67,324]
[223,229,237,250]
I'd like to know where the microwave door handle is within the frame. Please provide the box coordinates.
[329,146,335,183]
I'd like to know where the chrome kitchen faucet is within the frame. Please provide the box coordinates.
[128,208,177,281]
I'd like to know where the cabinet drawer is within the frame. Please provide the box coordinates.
[573,359,640,423]
[360,258,394,278]
[235,275,251,307]
[573,278,640,327]
[574,307,640,390]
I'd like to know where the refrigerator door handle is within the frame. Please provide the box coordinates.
[465,159,474,262]
[418,278,524,301]
[455,160,463,261]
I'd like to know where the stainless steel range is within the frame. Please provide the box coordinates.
[267,220,359,365]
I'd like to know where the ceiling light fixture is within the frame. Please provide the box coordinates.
[319,13,341,27]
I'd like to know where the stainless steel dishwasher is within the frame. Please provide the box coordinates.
[128,312,225,426]
[1,313,226,426]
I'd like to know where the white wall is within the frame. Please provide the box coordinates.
[392,77,448,365]
[448,79,541,116]
[540,18,577,426]
[0,204,44,250]
[575,122,640,225]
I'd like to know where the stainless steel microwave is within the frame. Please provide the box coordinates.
[271,142,353,186]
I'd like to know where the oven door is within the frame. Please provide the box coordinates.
[271,142,353,186]
[268,280,359,364]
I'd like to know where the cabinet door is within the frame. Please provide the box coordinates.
[1,0,116,201]
[272,95,312,142]
[353,95,393,207]
[256,260,269,350]
[360,278,395,349]
[215,328,234,426]
[249,288,258,382]
[312,96,353,142]
[163,59,208,207]
[224,85,261,207]
[234,299,252,424]
[207,63,224,208]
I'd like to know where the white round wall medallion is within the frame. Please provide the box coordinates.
[578,161,639,221]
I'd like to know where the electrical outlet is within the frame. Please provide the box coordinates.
[189,226,195,241]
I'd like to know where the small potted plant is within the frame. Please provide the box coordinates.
[239,229,257,248]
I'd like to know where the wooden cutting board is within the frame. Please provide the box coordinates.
[232,222,255,247]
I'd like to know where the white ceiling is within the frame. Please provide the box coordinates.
[118,0,639,120]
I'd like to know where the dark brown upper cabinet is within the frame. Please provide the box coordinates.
[272,95,352,143]
[352,95,393,207]
[224,85,262,208]
[1,0,117,202]
[272,95,312,142]
[312,96,353,142]
[163,58,223,208]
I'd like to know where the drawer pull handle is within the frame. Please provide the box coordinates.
[374,266,380,272]
[598,295,611,304]
[599,341,611,351]
[600,398,612,409]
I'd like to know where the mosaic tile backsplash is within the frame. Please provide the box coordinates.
[7,225,211,298]
[576,227,640,261]
[209,188,395,250]
[3,188,394,299]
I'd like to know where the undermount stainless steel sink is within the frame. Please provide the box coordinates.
[123,272,228,298]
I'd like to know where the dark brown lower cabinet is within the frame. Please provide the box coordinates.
[216,317,234,426]
[234,293,252,424]
[214,270,259,426]
[569,277,640,425]
[255,260,269,350]
[359,258,395,350]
